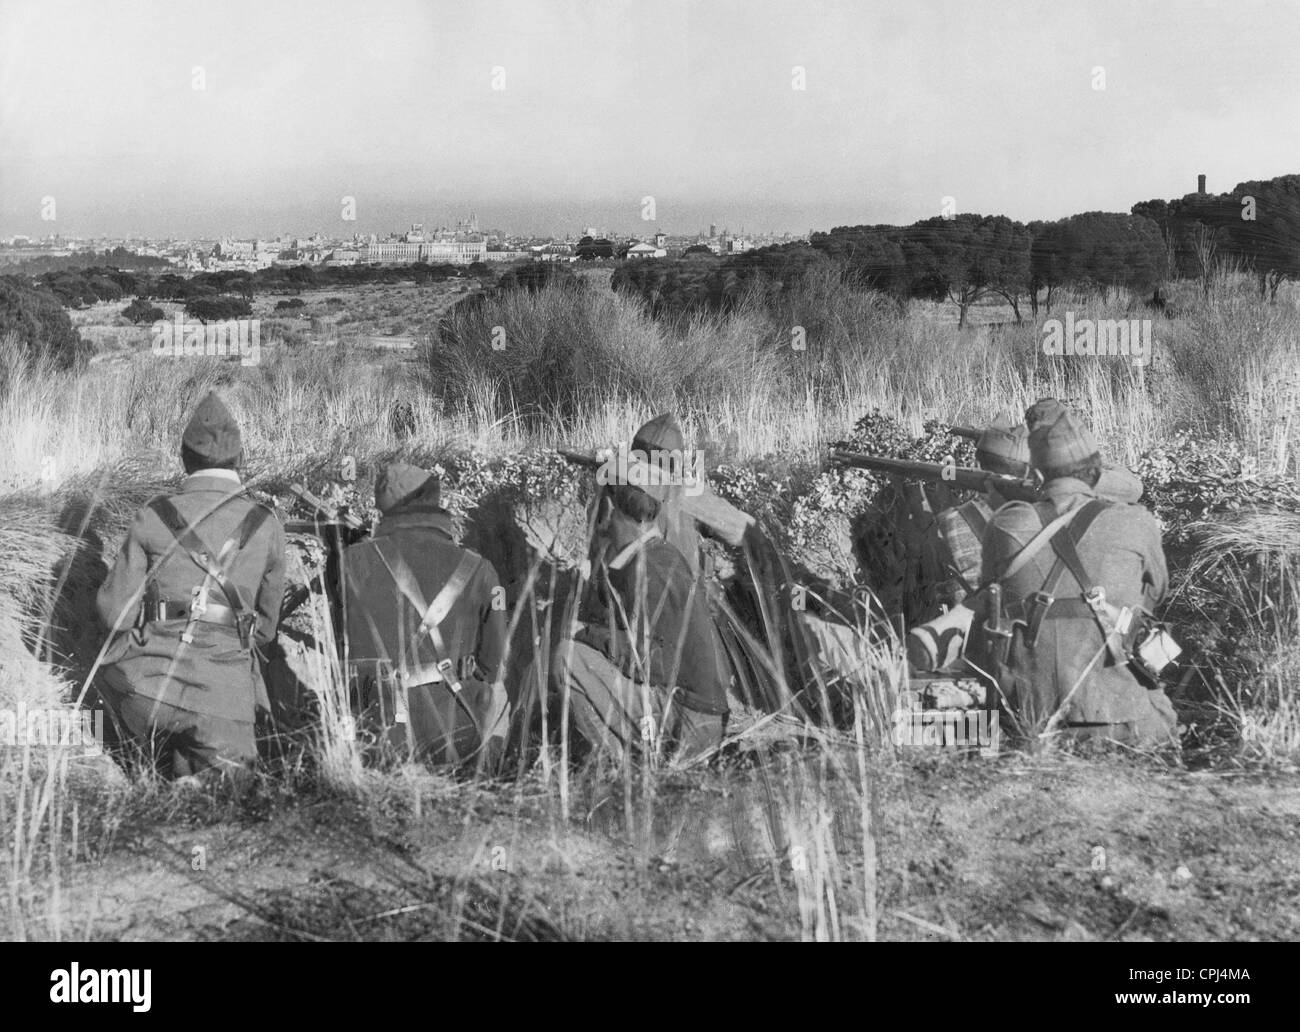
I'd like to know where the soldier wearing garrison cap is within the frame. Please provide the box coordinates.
[1024,399,1145,504]
[96,391,287,782]
[967,399,1178,746]
[629,412,753,575]
[908,412,1031,672]
[557,460,731,765]
[937,411,1032,604]
[341,462,509,767]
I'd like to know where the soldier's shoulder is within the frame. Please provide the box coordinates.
[1095,499,1162,534]
[454,543,498,575]
[957,497,993,518]
[134,491,182,530]
[245,495,282,522]
[1096,497,1159,523]
[456,542,487,564]
[250,499,287,540]
[987,499,1041,529]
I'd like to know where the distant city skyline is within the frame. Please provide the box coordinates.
[3,0,1297,240]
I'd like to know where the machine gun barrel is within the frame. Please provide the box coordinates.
[827,449,1038,503]
[289,482,365,533]
[557,447,608,470]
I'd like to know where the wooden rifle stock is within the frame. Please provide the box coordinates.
[828,449,1039,503]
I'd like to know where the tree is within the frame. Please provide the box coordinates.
[185,296,252,322]
[123,297,165,324]
[811,225,909,298]
[902,215,1030,327]
[1031,213,1166,310]
[0,277,90,368]
[1225,176,1300,301]
[575,236,614,260]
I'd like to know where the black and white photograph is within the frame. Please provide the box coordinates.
[0,0,1295,973]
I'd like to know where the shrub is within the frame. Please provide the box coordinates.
[0,277,90,369]
[184,296,253,322]
[122,297,165,325]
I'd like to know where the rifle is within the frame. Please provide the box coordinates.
[948,425,981,441]
[557,447,609,471]
[827,448,1039,503]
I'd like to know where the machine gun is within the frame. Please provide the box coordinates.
[282,482,370,626]
[827,447,1039,503]
[558,447,754,546]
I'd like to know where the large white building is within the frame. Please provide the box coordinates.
[625,242,667,260]
[360,222,487,265]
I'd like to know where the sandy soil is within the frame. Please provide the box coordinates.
[32,751,1300,942]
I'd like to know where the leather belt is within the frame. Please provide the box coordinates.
[156,600,240,627]
[348,657,477,687]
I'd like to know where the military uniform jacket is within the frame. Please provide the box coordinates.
[935,497,993,603]
[577,528,731,715]
[970,477,1176,741]
[96,473,287,722]
[342,505,505,691]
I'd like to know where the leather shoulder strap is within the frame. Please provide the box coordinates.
[1041,499,1109,595]
[147,494,263,615]
[959,503,989,540]
[985,501,1088,587]
[371,542,481,651]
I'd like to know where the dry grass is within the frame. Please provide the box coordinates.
[2,272,1299,939]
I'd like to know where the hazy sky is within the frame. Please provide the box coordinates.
[1,0,1296,238]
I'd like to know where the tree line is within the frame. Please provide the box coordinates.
[614,174,1300,326]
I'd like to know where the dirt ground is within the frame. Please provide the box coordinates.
[34,749,1300,942]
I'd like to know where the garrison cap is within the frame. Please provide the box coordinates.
[1024,398,1070,432]
[632,412,685,456]
[975,411,1030,476]
[1027,399,1102,471]
[182,391,243,466]
[375,461,441,514]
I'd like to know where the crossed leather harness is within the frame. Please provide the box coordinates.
[984,499,1148,667]
[354,542,483,750]
[142,496,268,650]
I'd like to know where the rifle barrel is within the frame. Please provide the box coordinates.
[557,447,602,469]
[828,450,1038,502]
[289,482,365,531]
[948,425,981,440]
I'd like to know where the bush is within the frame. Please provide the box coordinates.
[122,297,165,325]
[423,279,783,426]
[275,298,307,311]
[0,277,91,369]
[496,262,580,294]
[184,296,253,322]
